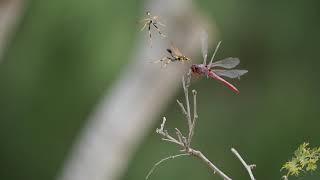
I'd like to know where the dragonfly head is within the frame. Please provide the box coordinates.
[191,64,200,73]
[146,11,151,16]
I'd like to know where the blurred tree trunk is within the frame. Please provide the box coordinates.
[0,0,25,62]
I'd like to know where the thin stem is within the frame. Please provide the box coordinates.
[182,76,192,131]
[176,100,189,125]
[156,117,184,146]
[145,153,189,180]
[188,90,198,146]
[149,76,233,180]
[189,149,232,180]
[161,138,182,146]
[175,128,187,148]
[231,148,256,180]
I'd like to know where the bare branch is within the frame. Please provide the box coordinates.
[145,153,189,180]
[182,75,192,130]
[158,117,166,132]
[188,89,198,146]
[148,75,233,180]
[156,117,184,146]
[176,99,188,123]
[189,149,232,180]
[175,130,183,143]
[231,148,256,180]
[161,138,181,145]
[175,128,188,148]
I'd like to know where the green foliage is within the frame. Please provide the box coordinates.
[281,143,320,179]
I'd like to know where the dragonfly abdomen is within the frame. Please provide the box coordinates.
[208,71,239,94]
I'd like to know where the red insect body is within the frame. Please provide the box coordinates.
[208,70,239,94]
[191,64,240,94]
[191,31,247,94]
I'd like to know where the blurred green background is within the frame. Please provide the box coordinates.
[1,0,320,180]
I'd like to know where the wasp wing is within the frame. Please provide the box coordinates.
[200,30,208,65]
[213,69,248,79]
[170,42,183,56]
[211,57,240,69]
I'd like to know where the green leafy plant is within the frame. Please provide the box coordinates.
[281,142,320,179]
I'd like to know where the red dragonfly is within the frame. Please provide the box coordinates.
[191,31,248,94]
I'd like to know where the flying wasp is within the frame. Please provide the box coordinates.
[154,44,191,68]
[140,11,166,46]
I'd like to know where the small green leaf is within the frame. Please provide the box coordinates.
[281,142,320,179]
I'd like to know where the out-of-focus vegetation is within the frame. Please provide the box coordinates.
[0,0,143,179]
[281,143,320,179]
[1,0,320,180]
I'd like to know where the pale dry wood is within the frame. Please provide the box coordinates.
[149,76,232,180]
[0,0,25,62]
[231,148,256,180]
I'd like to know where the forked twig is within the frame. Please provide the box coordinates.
[147,76,232,180]
[190,149,232,180]
[156,117,183,146]
[231,148,256,180]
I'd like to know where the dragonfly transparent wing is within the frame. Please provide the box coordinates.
[213,69,248,79]
[211,57,240,69]
[200,30,208,65]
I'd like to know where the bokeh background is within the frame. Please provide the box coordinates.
[1,0,320,180]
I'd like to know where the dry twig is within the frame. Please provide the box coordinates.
[145,153,189,180]
[146,75,232,180]
[231,148,256,180]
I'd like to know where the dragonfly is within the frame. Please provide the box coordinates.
[140,11,166,47]
[154,44,191,68]
[191,31,248,94]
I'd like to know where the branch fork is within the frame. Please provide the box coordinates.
[147,72,256,180]
[147,73,232,180]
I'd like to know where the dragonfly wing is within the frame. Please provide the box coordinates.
[200,30,208,65]
[211,57,240,69]
[213,69,248,79]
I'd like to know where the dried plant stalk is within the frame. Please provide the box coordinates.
[146,76,233,180]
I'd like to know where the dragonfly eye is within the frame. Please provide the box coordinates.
[191,65,197,72]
